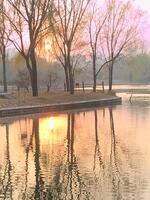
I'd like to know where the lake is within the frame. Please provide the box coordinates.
[0,94,150,199]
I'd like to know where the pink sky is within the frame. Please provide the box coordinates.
[135,0,150,48]
[135,0,150,11]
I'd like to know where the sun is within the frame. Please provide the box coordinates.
[44,37,52,52]
[36,34,55,61]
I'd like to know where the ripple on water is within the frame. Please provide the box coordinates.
[0,103,150,199]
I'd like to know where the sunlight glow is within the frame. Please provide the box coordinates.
[44,38,52,52]
[39,116,67,145]
[48,117,55,130]
[36,34,55,62]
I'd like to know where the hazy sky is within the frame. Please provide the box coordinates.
[134,0,150,47]
[135,0,150,12]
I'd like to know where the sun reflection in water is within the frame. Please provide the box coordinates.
[39,115,67,145]
[48,117,55,130]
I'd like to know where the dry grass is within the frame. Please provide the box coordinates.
[0,89,116,108]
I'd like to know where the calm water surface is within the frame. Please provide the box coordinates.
[0,97,150,199]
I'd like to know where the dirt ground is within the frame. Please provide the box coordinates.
[0,89,116,108]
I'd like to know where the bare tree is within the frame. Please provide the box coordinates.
[0,0,11,92]
[3,0,52,96]
[49,0,90,94]
[89,3,107,92]
[98,0,142,91]
[45,71,59,92]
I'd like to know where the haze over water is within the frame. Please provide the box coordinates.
[0,96,150,199]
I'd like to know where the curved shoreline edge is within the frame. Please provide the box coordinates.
[0,96,121,117]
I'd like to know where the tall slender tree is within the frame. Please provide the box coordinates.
[0,0,11,92]
[4,0,52,96]
[99,0,142,91]
[89,3,107,92]
[49,0,90,94]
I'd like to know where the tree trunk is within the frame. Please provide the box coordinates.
[67,53,74,95]
[93,77,96,92]
[30,70,38,96]
[30,50,38,96]
[93,55,96,92]
[2,49,7,93]
[69,73,74,94]
[33,118,41,199]
[68,67,74,95]
[108,61,114,91]
[64,66,70,91]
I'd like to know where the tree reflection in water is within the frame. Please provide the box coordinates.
[109,108,122,200]
[32,118,53,199]
[0,124,13,199]
[16,118,54,200]
[92,108,123,200]
[108,108,140,200]
[64,114,90,200]
[21,115,91,199]
[93,110,104,171]
[0,110,122,200]
[47,113,91,200]
[33,118,48,199]
[22,120,34,199]
[0,107,143,199]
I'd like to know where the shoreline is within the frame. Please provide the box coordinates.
[0,96,121,117]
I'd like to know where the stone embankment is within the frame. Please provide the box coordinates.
[0,96,121,117]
